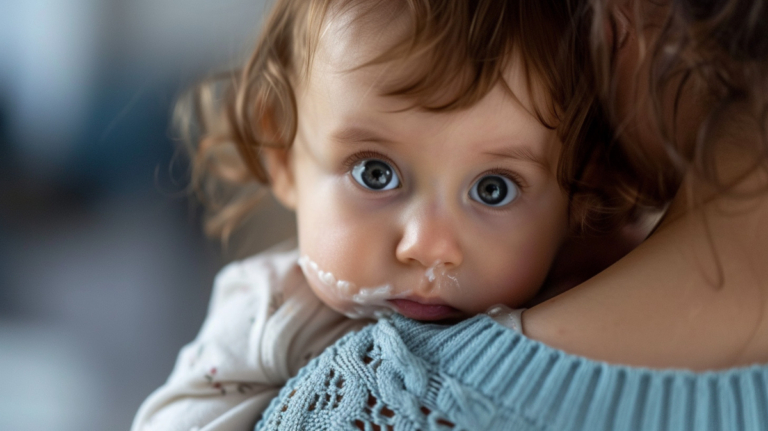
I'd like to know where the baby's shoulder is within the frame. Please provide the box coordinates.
[210,239,304,310]
[187,239,320,377]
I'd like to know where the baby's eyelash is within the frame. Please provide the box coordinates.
[483,168,528,190]
[342,150,397,171]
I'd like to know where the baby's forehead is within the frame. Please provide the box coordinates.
[307,22,547,131]
[312,3,412,88]
[303,47,559,176]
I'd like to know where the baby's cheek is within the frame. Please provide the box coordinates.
[298,255,396,319]
[296,197,395,318]
[297,189,394,286]
[465,242,554,312]
[499,255,549,303]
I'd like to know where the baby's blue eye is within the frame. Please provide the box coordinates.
[351,159,400,191]
[469,175,518,206]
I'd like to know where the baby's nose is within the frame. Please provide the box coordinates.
[395,207,463,269]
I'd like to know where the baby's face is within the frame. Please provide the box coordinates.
[268,17,569,321]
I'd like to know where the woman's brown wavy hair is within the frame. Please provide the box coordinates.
[178,0,639,243]
[587,0,768,208]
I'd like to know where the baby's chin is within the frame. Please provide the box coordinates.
[325,299,394,320]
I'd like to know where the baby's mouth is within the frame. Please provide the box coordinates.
[387,298,460,321]
[298,255,465,320]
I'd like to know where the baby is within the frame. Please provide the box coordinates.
[132,0,644,429]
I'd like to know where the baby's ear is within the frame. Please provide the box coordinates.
[263,147,297,210]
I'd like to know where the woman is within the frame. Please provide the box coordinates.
[257,0,768,429]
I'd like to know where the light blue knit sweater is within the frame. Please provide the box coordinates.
[256,314,768,430]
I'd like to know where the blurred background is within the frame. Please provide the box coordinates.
[0,1,297,429]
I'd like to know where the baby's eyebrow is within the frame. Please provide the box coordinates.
[332,127,551,170]
[482,146,550,171]
[330,127,395,146]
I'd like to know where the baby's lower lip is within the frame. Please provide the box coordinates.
[388,299,459,321]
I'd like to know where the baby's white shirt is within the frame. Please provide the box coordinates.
[131,242,370,431]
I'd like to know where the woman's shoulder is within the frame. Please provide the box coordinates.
[258,314,768,431]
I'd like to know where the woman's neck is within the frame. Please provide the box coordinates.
[525,129,768,371]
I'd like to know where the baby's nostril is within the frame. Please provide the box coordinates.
[424,261,443,282]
